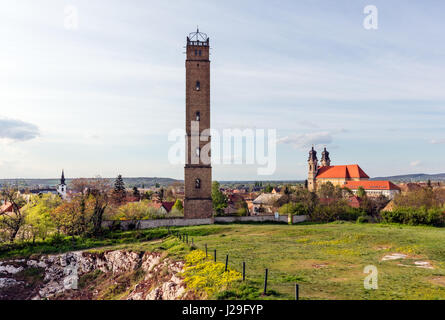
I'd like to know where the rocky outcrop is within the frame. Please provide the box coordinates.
[0,250,191,300]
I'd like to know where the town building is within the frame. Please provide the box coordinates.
[252,193,282,215]
[343,180,401,200]
[307,147,400,199]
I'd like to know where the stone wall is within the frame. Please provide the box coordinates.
[102,218,214,231]
[102,215,308,231]
[215,215,308,224]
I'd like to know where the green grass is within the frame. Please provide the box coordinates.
[166,222,445,300]
[3,222,445,300]
[0,228,171,259]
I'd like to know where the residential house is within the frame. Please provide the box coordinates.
[252,193,283,216]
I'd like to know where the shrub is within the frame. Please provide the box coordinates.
[181,250,241,297]
[310,203,365,222]
[381,206,445,227]
[278,203,308,216]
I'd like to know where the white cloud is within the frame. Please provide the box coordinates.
[410,160,422,167]
[430,138,445,144]
[277,131,333,150]
[0,118,40,141]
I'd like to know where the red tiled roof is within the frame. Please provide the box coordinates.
[316,165,369,179]
[162,201,176,213]
[343,180,400,191]
[0,202,13,213]
[347,196,362,208]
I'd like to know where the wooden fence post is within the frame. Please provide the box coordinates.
[214,249,216,262]
[243,262,246,281]
[225,255,229,272]
[295,284,299,300]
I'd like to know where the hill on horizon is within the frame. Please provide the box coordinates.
[1,172,444,189]
[0,177,182,189]
[372,173,445,182]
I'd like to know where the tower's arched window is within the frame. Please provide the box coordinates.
[195,178,201,189]
[196,111,200,121]
[196,81,200,91]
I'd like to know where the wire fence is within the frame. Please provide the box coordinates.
[167,227,301,300]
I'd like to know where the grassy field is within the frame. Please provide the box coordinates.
[3,222,445,300]
[104,222,445,300]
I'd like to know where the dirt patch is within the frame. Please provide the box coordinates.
[312,264,328,269]
[381,253,408,261]
[414,261,434,269]
[375,245,392,251]
[429,277,445,286]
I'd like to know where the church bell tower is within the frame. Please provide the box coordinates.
[57,170,67,200]
[307,147,318,192]
[184,28,213,219]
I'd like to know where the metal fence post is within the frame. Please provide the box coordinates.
[225,255,229,272]
[263,269,268,295]
[214,249,216,262]
[243,262,246,281]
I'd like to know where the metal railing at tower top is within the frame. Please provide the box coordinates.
[186,38,210,47]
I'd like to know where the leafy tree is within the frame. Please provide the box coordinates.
[133,186,141,200]
[0,186,27,242]
[235,200,248,216]
[144,190,154,200]
[112,174,126,204]
[317,182,342,201]
[264,184,273,193]
[87,178,111,235]
[172,199,184,213]
[158,188,165,202]
[357,186,367,198]
[394,187,435,209]
[212,181,228,216]
[278,202,307,216]
[25,194,61,242]
[69,177,111,236]
[51,197,85,237]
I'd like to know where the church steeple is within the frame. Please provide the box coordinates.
[58,170,67,200]
[60,170,66,185]
[321,147,331,167]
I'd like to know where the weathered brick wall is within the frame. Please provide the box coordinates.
[183,198,213,219]
[184,38,212,219]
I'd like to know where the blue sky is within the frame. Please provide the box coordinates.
[0,0,444,180]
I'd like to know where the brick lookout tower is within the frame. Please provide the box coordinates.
[184,28,213,219]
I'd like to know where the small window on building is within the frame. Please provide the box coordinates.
[194,49,198,56]
[196,81,200,91]
[199,50,202,56]
[195,178,201,189]
[196,111,200,121]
